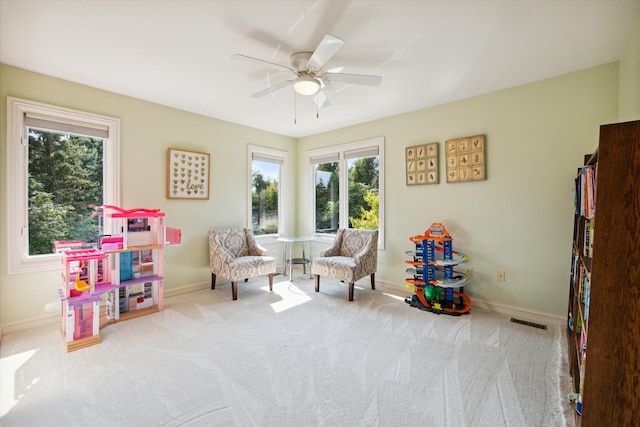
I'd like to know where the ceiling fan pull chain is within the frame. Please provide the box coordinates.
[316,92,319,119]
[294,92,297,124]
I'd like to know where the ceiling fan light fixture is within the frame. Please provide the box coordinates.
[293,75,320,96]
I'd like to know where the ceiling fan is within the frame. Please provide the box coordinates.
[232,34,382,107]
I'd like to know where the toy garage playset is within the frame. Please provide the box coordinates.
[58,205,181,352]
[405,222,472,315]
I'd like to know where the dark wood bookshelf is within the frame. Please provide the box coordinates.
[567,120,639,426]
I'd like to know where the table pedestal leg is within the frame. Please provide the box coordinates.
[282,242,288,277]
[288,241,293,279]
[307,241,313,279]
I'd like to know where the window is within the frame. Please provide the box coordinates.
[308,137,384,248]
[248,145,288,236]
[6,97,120,274]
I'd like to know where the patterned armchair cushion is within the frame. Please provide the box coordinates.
[340,230,376,258]
[312,256,358,282]
[215,228,249,258]
[227,255,276,281]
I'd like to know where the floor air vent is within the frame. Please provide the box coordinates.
[510,317,548,330]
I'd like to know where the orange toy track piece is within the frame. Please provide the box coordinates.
[449,292,471,314]
[422,223,452,243]
[415,288,431,308]
[409,223,453,245]
[409,236,424,245]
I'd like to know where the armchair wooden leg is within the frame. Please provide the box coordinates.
[211,273,216,290]
[314,274,320,292]
[268,273,273,291]
[371,273,375,290]
[231,281,238,300]
[349,282,355,301]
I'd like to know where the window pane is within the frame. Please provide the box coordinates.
[27,128,104,255]
[315,161,340,234]
[347,156,379,230]
[307,137,383,248]
[251,160,279,235]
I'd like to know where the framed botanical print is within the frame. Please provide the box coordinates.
[406,142,438,185]
[445,135,485,183]
[167,148,210,199]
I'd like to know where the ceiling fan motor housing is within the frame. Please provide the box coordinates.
[290,52,314,72]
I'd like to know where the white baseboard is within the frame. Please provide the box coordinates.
[376,279,565,327]
[1,314,58,337]
[163,281,210,298]
[471,298,565,326]
[1,279,565,339]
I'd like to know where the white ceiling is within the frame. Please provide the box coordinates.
[1,1,639,138]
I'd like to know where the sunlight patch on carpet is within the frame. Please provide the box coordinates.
[269,282,312,313]
[382,292,405,301]
[0,349,38,416]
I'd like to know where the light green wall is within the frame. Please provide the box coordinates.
[297,63,619,317]
[619,15,640,121]
[0,64,296,327]
[0,59,623,327]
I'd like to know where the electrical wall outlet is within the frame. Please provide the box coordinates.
[497,270,505,282]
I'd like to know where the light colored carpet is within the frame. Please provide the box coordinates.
[1,275,570,426]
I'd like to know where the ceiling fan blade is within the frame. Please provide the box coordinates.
[232,54,294,73]
[250,80,293,98]
[314,90,331,109]
[324,72,382,87]
[307,34,345,71]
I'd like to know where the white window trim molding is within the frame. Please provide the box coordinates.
[6,97,121,274]
[305,136,385,249]
[247,144,288,243]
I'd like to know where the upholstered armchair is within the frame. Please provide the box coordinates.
[208,228,277,300]
[311,228,378,301]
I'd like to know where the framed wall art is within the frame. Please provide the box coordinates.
[167,148,210,199]
[445,135,485,183]
[406,142,438,185]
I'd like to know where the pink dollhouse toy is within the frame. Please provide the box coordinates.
[58,205,180,351]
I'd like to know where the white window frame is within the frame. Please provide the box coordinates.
[306,136,384,249]
[6,97,121,274]
[247,145,288,242]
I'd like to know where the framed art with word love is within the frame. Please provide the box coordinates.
[167,148,210,200]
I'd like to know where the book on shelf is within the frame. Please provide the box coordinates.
[572,254,580,280]
[583,220,591,257]
[588,218,594,258]
[580,327,588,356]
[583,277,590,322]
[575,164,597,218]
[592,161,597,213]
[577,355,586,415]
[577,264,587,304]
